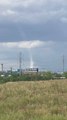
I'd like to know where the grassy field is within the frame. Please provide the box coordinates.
[0,80,67,120]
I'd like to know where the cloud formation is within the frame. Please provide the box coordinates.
[0,0,67,23]
[0,0,67,42]
[0,40,44,48]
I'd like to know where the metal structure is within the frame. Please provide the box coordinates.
[19,52,22,75]
[63,55,64,73]
[1,64,3,73]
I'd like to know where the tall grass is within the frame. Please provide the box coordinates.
[0,80,67,120]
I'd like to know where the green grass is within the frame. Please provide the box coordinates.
[0,80,67,120]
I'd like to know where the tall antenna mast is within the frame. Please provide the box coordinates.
[63,55,64,73]
[19,52,22,75]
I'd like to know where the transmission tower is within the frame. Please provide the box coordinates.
[63,55,64,73]
[19,52,22,75]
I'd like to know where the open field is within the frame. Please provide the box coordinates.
[0,80,67,120]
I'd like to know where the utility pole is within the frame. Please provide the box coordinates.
[63,55,64,73]
[19,52,22,75]
[1,64,3,73]
[10,67,12,74]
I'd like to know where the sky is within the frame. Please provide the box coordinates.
[0,0,67,72]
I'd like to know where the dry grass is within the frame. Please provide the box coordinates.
[0,80,67,120]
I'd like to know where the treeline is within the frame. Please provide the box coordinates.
[0,71,67,83]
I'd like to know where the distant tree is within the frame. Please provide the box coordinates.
[63,72,67,78]
[53,73,62,79]
[44,71,53,80]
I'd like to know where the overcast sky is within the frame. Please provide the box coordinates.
[0,0,67,72]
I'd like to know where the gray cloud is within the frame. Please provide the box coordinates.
[0,0,67,22]
[0,20,67,42]
[0,0,67,42]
